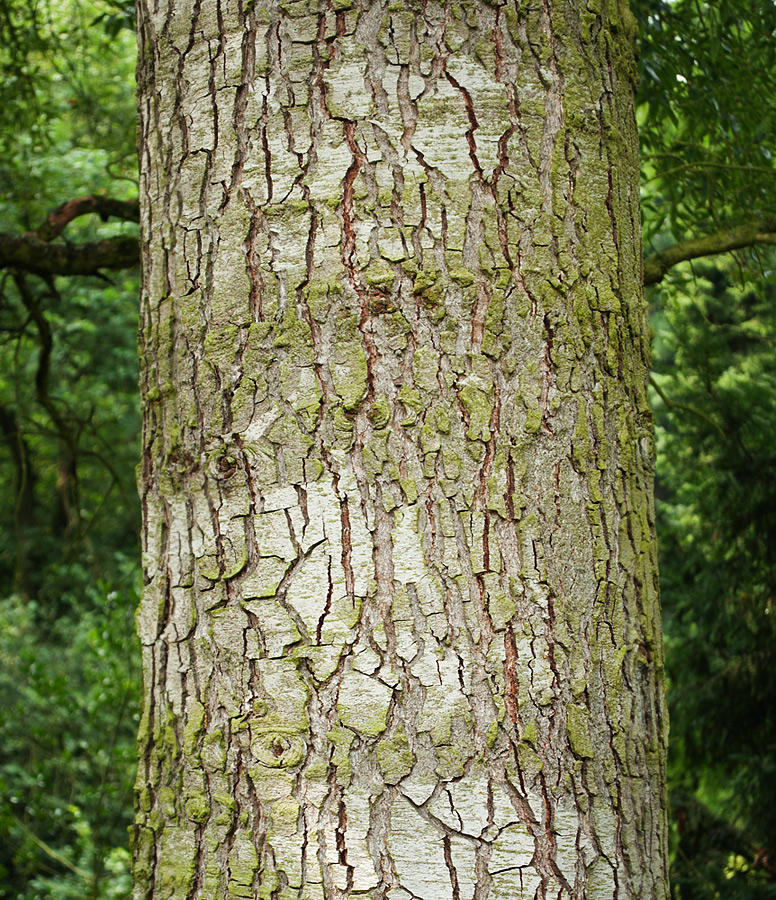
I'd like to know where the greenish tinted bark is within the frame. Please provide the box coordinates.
[133,1,668,897]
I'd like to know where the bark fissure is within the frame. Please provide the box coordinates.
[133,1,668,898]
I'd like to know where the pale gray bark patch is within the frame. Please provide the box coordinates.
[134,1,667,898]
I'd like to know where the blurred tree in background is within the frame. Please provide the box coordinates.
[0,1,140,898]
[0,0,774,897]
[639,0,776,896]
[652,266,776,898]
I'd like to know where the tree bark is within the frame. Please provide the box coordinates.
[133,1,668,898]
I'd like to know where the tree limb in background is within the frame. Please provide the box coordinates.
[643,217,776,286]
[648,375,727,440]
[1,196,776,286]
[34,195,139,241]
[0,194,139,275]
[0,232,139,275]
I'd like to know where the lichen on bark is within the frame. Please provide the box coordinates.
[134,1,668,898]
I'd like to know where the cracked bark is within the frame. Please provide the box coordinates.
[132,2,668,899]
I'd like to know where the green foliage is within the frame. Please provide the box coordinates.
[0,1,53,146]
[90,1,135,38]
[0,269,141,605]
[0,570,140,900]
[636,0,776,244]
[0,0,136,224]
[638,2,776,893]
[652,264,776,897]
[0,0,140,604]
[0,1,140,898]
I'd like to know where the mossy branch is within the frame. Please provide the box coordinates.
[643,217,776,286]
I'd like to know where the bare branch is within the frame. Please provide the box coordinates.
[0,194,139,276]
[32,195,139,242]
[0,232,139,276]
[649,376,727,439]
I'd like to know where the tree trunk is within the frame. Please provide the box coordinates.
[133,2,668,898]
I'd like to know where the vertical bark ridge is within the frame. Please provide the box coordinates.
[134,1,668,899]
